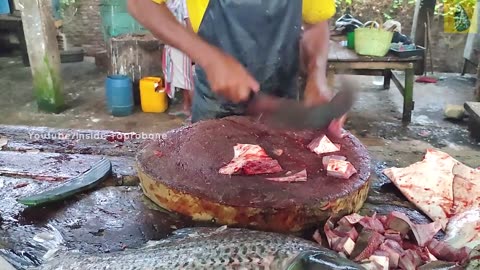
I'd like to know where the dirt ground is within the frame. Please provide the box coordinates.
[0,55,479,265]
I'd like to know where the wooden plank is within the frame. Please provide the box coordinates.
[465,102,480,123]
[329,62,414,71]
[465,102,480,141]
[0,151,136,183]
[327,69,386,76]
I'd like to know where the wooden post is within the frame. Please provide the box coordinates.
[402,68,415,123]
[410,0,436,47]
[18,0,64,113]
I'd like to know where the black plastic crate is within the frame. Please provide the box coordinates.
[390,45,425,58]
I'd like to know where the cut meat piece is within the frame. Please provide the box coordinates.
[312,229,322,245]
[444,209,480,249]
[332,237,356,256]
[378,215,388,226]
[427,239,470,263]
[338,213,364,226]
[350,229,385,262]
[327,159,357,179]
[242,159,283,175]
[383,149,480,229]
[362,255,390,270]
[384,230,402,243]
[451,163,480,214]
[322,155,347,168]
[265,169,307,182]
[308,135,340,155]
[333,223,359,241]
[219,144,283,175]
[379,239,404,268]
[383,149,454,227]
[385,212,411,236]
[324,218,341,248]
[385,211,442,247]
[398,249,423,270]
[358,215,385,234]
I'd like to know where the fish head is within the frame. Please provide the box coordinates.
[287,250,366,270]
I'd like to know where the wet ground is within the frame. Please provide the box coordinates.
[0,55,479,262]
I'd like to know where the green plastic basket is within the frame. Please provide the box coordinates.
[354,21,393,57]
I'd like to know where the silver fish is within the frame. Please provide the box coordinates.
[2,226,365,270]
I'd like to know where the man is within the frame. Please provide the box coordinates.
[128,0,344,135]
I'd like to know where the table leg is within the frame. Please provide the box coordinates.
[402,69,414,123]
[383,70,392,90]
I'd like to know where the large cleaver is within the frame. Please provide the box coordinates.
[246,82,355,130]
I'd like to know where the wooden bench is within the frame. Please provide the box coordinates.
[465,102,480,141]
[327,41,422,123]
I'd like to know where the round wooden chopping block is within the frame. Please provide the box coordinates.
[136,116,371,233]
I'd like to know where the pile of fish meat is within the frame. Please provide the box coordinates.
[219,134,357,182]
[383,149,480,249]
[315,211,472,270]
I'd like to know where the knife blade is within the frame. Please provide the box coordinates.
[246,81,355,130]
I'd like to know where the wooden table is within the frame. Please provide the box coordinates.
[0,14,28,65]
[327,41,422,123]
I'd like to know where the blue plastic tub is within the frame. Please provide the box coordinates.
[0,0,11,14]
[105,75,134,117]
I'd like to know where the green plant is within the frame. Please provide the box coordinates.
[59,0,80,23]
[59,0,79,16]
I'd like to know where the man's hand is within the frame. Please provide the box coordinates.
[304,68,346,138]
[301,20,346,137]
[303,69,331,107]
[203,49,260,103]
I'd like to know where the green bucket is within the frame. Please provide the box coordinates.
[347,31,355,50]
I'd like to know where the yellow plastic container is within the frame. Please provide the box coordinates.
[139,77,168,113]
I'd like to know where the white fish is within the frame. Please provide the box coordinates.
[444,209,480,249]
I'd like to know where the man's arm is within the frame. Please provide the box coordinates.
[127,0,259,102]
[301,20,332,106]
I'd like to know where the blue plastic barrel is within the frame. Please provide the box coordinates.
[105,75,134,117]
[0,0,10,14]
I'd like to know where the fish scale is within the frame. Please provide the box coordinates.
[7,227,364,270]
